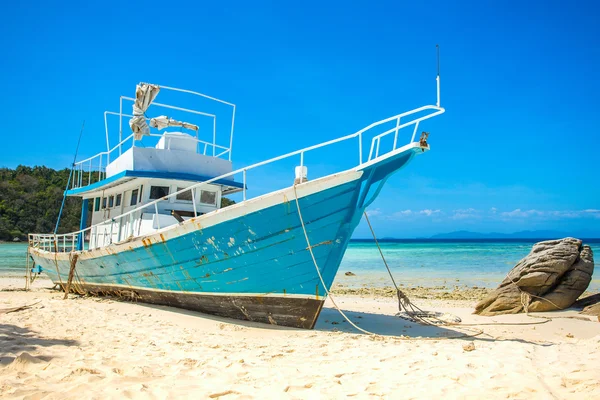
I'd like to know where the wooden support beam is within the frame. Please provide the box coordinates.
[63,254,79,300]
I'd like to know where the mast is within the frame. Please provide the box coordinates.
[436,44,441,107]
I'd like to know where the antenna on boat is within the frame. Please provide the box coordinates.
[436,44,441,107]
[54,121,85,234]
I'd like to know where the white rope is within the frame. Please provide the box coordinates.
[292,184,378,335]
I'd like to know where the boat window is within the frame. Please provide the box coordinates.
[94,197,100,212]
[150,186,170,200]
[102,197,107,209]
[115,194,122,207]
[176,187,193,202]
[131,189,139,206]
[200,190,216,205]
[108,195,114,208]
[139,185,144,202]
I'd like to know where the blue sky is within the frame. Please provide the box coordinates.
[1,0,599,237]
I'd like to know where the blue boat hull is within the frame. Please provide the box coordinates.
[30,145,424,328]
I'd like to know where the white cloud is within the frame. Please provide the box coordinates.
[419,209,441,216]
[366,208,382,217]
[451,208,480,220]
[392,209,414,217]
[383,207,599,222]
[390,209,441,218]
[501,209,543,218]
[501,209,599,219]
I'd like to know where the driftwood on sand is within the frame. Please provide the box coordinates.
[474,238,594,316]
[0,301,40,315]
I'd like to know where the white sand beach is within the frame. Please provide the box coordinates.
[1,277,599,399]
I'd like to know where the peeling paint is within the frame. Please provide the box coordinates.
[226,277,248,285]
[197,255,209,264]
[182,270,193,281]
[305,240,333,251]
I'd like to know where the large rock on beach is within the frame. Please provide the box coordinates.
[474,238,594,316]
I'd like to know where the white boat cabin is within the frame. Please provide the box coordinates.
[82,176,231,249]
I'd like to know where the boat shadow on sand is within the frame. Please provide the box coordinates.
[314,307,552,345]
[134,302,551,346]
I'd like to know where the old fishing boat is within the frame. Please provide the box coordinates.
[28,72,445,329]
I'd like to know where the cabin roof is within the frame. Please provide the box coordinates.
[65,170,244,197]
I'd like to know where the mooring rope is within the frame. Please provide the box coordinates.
[54,121,85,234]
[292,184,488,339]
[363,211,461,326]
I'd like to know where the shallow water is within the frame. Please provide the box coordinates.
[1,240,598,291]
[337,240,600,291]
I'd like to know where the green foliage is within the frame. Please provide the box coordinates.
[221,196,236,208]
[0,165,82,241]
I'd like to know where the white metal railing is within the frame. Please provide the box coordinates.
[71,126,231,189]
[35,97,444,252]
[28,233,79,253]
[70,85,236,189]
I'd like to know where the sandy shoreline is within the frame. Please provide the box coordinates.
[1,277,599,399]
[0,275,496,301]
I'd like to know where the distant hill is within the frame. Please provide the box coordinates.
[429,230,571,239]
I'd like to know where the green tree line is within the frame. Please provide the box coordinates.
[0,166,82,241]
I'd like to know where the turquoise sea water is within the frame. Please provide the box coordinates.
[337,240,600,291]
[1,240,598,291]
